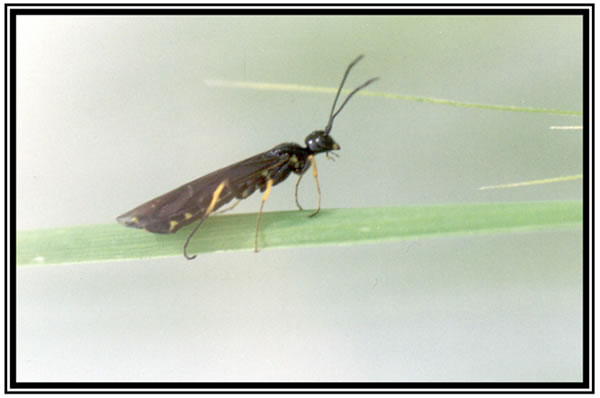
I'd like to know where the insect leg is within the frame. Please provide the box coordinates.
[254,178,274,253]
[214,199,242,215]
[294,173,304,211]
[183,181,227,260]
[308,155,321,217]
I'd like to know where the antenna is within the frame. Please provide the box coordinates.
[324,55,379,135]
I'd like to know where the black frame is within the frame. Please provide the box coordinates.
[5,3,593,393]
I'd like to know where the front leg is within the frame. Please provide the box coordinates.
[307,154,321,218]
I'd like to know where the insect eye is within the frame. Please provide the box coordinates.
[305,130,325,150]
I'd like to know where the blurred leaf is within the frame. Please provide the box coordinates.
[205,80,583,116]
[479,174,583,190]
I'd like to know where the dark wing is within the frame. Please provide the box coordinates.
[117,150,289,233]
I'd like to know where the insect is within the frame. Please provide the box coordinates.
[117,55,378,259]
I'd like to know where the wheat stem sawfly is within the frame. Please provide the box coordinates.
[117,55,378,259]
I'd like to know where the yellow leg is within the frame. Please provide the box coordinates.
[206,181,226,214]
[214,199,241,214]
[184,181,227,260]
[308,155,321,217]
[254,179,274,252]
[294,173,304,211]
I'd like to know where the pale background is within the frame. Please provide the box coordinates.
[16,15,583,382]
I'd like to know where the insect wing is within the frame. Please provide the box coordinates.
[117,150,289,234]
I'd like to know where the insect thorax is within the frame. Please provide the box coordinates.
[269,142,311,174]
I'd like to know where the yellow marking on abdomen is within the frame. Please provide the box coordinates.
[184,212,193,220]
[169,220,179,232]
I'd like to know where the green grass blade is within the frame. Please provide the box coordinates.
[204,80,583,116]
[17,201,582,266]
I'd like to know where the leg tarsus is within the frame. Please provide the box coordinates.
[184,216,207,260]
